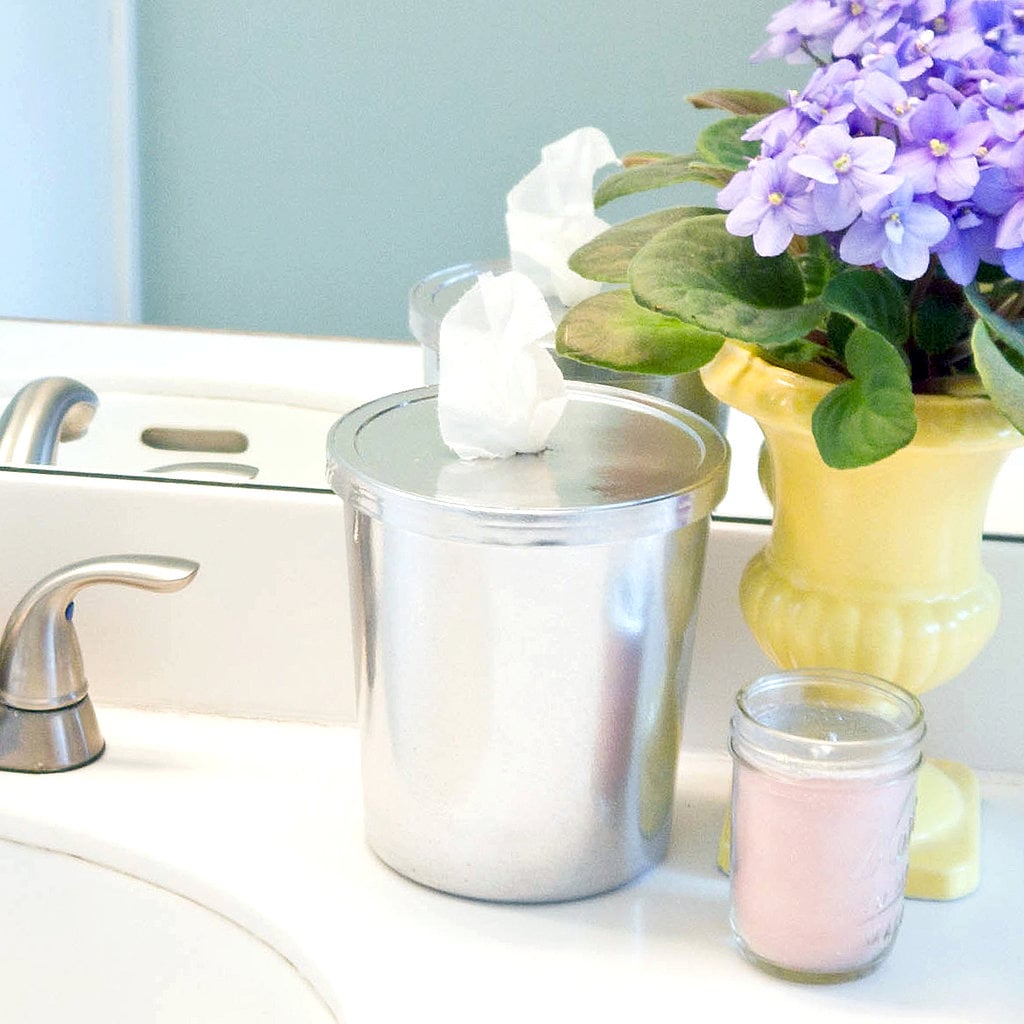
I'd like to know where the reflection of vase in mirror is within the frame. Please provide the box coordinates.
[702,339,1024,899]
[409,258,727,433]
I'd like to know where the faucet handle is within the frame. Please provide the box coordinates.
[0,555,199,712]
[0,556,199,773]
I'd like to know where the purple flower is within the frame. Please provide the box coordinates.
[972,0,1024,55]
[926,2,989,61]
[720,156,818,256]
[772,0,843,38]
[853,68,918,134]
[1003,242,1024,277]
[934,199,1002,282]
[736,0,1024,285]
[991,163,1024,276]
[745,61,861,150]
[974,163,1019,219]
[716,159,765,210]
[977,74,1024,140]
[832,0,904,58]
[792,59,863,123]
[936,164,1017,282]
[750,0,950,65]
[981,127,1024,166]
[752,0,844,61]
[928,73,972,106]
[789,123,901,229]
[915,0,949,19]
[894,93,991,199]
[839,179,951,277]
[893,26,942,81]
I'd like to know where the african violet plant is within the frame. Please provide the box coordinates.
[556,0,1024,468]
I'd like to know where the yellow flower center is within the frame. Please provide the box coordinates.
[850,1,864,15]
[888,211,902,226]
[768,191,785,206]
[930,138,950,157]
[932,15,948,33]
[834,153,852,173]
[976,144,989,158]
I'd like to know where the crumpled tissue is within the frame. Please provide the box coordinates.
[438,270,567,460]
[505,126,619,307]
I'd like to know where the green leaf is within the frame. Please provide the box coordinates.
[796,234,839,301]
[628,213,825,347]
[593,155,730,208]
[971,319,1024,433]
[827,311,855,360]
[568,206,719,283]
[975,261,1008,284]
[964,282,1024,361]
[686,160,739,182]
[620,151,675,166]
[555,289,724,375]
[821,269,910,348]
[762,337,830,364]
[912,294,972,354]
[687,89,786,116]
[695,116,762,172]
[811,326,918,468]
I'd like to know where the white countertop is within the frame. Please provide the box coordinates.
[1,317,1021,1020]
[1,708,1020,1024]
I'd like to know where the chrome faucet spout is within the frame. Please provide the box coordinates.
[0,376,99,465]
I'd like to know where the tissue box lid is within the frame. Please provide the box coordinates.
[327,384,728,545]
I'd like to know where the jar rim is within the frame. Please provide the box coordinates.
[732,668,925,775]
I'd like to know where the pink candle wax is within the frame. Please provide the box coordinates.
[731,762,916,977]
[728,670,924,982]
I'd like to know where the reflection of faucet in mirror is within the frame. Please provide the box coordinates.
[4,315,1023,537]
[0,377,98,466]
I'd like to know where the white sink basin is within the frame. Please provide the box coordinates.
[0,706,1020,1024]
[0,837,336,1023]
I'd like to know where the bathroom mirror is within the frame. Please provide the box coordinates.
[5,3,1023,538]
[3,314,1022,541]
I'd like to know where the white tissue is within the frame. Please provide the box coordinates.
[438,271,567,460]
[505,126,619,307]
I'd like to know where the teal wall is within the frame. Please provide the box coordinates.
[137,2,797,341]
[1,2,120,323]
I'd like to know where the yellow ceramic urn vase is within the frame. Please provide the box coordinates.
[702,340,1023,899]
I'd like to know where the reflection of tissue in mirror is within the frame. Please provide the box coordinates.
[438,271,567,461]
[506,127,619,307]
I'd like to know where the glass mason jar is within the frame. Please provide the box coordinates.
[729,669,925,983]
